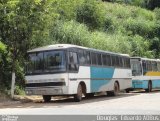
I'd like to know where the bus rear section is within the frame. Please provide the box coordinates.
[67,50,132,101]
[131,57,160,92]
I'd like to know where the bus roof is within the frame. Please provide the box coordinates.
[28,44,87,52]
[28,44,130,57]
[131,57,160,62]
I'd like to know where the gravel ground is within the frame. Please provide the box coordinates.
[0,90,160,115]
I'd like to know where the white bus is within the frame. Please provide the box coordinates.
[25,44,132,102]
[131,57,160,92]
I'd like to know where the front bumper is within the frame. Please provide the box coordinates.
[25,86,68,95]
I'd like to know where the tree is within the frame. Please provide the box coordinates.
[0,41,6,53]
[147,0,160,10]
[0,41,11,93]
[150,37,160,58]
[76,0,106,30]
[0,0,54,98]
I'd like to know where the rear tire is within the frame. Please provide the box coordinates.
[43,95,51,102]
[145,81,152,92]
[107,82,119,96]
[74,84,83,102]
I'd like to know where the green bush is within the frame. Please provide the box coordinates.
[50,20,132,55]
[104,16,116,32]
[76,0,106,30]
[124,18,156,38]
[129,35,154,57]
[0,41,6,52]
[104,3,155,21]
[104,3,133,19]
[154,8,160,20]
[51,0,84,20]
[131,0,146,7]
[50,20,91,46]
[90,31,132,54]
[104,3,156,37]
[135,8,155,21]
[14,85,25,95]
[150,37,160,58]
[0,41,11,92]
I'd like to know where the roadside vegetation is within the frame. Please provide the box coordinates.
[0,0,160,96]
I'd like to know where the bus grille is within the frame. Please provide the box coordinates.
[25,82,65,87]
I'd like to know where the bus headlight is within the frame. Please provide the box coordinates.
[60,78,65,81]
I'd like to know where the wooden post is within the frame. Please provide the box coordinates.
[11,72,15,99]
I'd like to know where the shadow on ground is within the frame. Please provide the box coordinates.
[1,92,139,109]
[131,89,160,94]
[1,90,160,109]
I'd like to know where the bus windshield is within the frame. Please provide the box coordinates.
[26,50,66,75]
[131,59,142,76]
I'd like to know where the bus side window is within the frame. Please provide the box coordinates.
[102,54,107,66]
[123,58,130,68]
[91,52,97,65]
[146,61,148,71]
[123,58,127,68]
[97,53,102,66]
[119,57,123,67]
[68,52,78,71]
[158,62,160,71]
[78,50,85,65]
[111,55,115,67]
[106,54,111,66]
[155,62,158,71]
[142,60,147,75]
[84,51,91,65]
[115,56,119,67]
[127,58,131,68]
[152,61,158,71]
[149,61,152,71]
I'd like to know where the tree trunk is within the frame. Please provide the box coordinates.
[11,48,16,99]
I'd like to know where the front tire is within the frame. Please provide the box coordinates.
[74,84,83,102]
[43,95,51,102]
[145,81,152,92]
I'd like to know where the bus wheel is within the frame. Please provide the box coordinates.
[43,95,51,102]
[107,82,119,96]
[74,84,83,102]
[145,81,152,92]
[86,93,94,98]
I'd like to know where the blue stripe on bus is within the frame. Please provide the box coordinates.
[152,80,160,88]
[90,67,114,92]
[132,80,160,89]
[132,80,148,89]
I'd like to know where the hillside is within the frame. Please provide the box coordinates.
[0,0,160,95]
[50,1,160,57]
